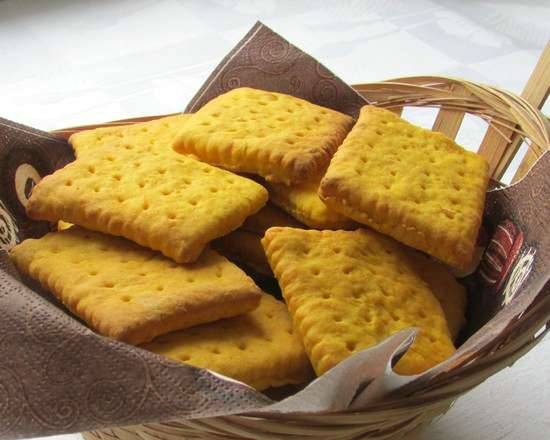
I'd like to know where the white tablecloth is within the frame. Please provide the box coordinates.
[1,1,548,439]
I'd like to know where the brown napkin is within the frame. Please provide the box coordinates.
[185,22,367,117]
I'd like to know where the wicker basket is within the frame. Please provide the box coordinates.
[65,45,550,440]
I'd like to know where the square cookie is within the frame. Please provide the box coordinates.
[10,227,262,345]
[267,175,355,230]
[172,87,354,184]
[262,227,456,376]
[406,250,467,340]
[320,105,489,269]
[26,144,268,263]
[143,293,313,391]
[70,114,191,157]
[241,202,302,235]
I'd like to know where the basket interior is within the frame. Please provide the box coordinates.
[44,75,550,440]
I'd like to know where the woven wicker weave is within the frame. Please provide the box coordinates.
[73,45,550,440]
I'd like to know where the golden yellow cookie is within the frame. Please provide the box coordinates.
[320,105,489,269]
[26,145,268,263]
[69,114,191,157]
[172,87,354,184]
[241,202,302,235]
[214,229,272,276]
[57,220,73,231]
[267,175,355,230]
[406,251,467,340]
[10,227,262,345]
[262,227,456,376]
[143,293,313,391]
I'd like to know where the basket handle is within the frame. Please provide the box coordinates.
[352,45,550,183]
[511,43,550,181]
[479,42,550,180]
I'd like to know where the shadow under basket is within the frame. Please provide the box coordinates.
[62,48,550,440]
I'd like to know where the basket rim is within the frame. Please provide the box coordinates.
[51,74,549,126]
[354,76,548,139]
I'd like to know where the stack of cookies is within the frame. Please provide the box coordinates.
[10,87,488,389]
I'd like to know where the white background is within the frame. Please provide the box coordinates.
[0,1,549,439]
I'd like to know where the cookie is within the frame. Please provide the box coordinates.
[172,87,354,184]
[241,202,302,235]
[143,293,313,391]
[69,114,192,157]
[10,227,262,345]
[406,250,467,340]
[320,105,489,269]
[26,145,268,263]
[267,175,355,230]
[214,229,272,276]
[262,227,456,376]
[57,220,73,231]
